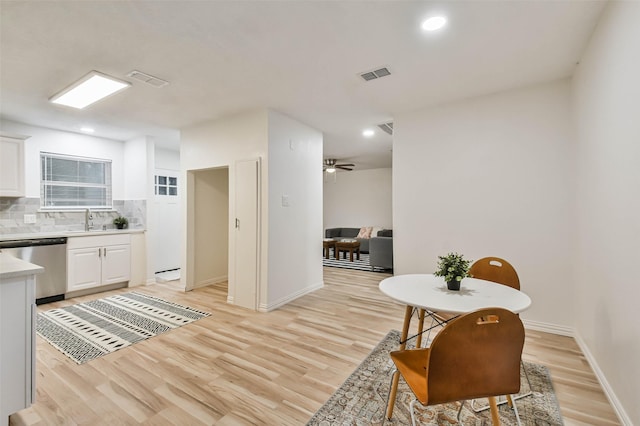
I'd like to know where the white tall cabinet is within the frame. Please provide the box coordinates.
[0,254,43,426]
[0,135,26,197]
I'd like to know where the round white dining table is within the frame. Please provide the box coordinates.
[379,273,532,422]
[379,273,531,314]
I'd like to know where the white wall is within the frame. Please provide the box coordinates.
[124,136,151,200]
[571,2,640,424]
[152,147,181,274]
[323,168,392,230]
[181,109,269,297]
[155,147,180,170]
[266,110,323,310]
[124,136,154,284]
[394,80,574,328]
[181,109,323,310]
[0,120,125,199]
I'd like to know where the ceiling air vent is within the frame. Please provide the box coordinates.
[126,70,169,88]
[378,122,393,135]
[359,67,391,82]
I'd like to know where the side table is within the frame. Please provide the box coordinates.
[335,239,360,262]
[322,239,336,259]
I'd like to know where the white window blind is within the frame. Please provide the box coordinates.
[40,152,112,208]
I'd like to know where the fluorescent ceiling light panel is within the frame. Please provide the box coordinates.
[50,71,131,109]
[363,129,375,137]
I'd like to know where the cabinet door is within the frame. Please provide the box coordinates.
[67,247,102,291]
[0,136,26,197]
[102,244,131,285]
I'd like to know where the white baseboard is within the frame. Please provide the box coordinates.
[573,332,632,425]
[522,319,574,337]
[227,295,234,304]
[522,319,630,425]
[258,281,324,312]
[66,282,127,299]
[193,275,227,289]
[126,280,146,287]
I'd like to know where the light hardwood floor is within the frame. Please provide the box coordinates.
[11,267,620,425]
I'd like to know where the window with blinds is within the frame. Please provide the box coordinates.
[40,152,112,208]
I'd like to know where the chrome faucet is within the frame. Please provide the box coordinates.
[85,208,94,231]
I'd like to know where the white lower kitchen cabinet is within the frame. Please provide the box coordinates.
[101,244,131,284]
[67,234,131,292]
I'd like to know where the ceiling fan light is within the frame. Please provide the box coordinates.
[326,167,336,173]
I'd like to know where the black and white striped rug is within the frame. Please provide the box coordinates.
[322,249,389,273]
[36,292,210,364]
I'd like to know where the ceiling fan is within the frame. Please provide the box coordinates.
[323,158,355,173]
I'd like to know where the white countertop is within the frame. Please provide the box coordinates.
[0,253,44,280]
[0,228,145,242]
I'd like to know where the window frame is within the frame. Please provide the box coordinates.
[40,152,113,210]
[154,173,178,197]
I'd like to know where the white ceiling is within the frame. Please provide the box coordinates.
[0,1,605,170]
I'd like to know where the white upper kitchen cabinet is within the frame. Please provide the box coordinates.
[0,135,26,197]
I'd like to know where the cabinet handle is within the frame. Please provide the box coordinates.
[98,248,101,258]
[103,248,107,257]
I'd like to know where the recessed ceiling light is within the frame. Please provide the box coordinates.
[363,129,375,137]
[80,127,95,133]
[50,71,131,109]
[421,16,447,32]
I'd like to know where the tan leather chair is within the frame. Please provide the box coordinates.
[429,257,520,329]
[389,307,524,425]
[468,257,532,412]
[469,257,520,290]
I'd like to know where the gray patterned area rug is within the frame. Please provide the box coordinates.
[307,330,563,426]
[37,292,210,364]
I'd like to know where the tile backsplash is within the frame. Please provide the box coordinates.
[0,197,146,235]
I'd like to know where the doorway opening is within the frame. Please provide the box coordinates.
[188,167,230,291]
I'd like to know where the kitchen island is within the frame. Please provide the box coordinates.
[0,253,43,426]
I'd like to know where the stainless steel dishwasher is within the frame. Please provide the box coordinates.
[0,237,67,304]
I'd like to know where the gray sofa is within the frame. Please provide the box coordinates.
[369,233,393,271]
[325,227,393,270]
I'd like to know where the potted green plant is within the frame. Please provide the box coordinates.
[113,216,128,230]
[434,252,472,291]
